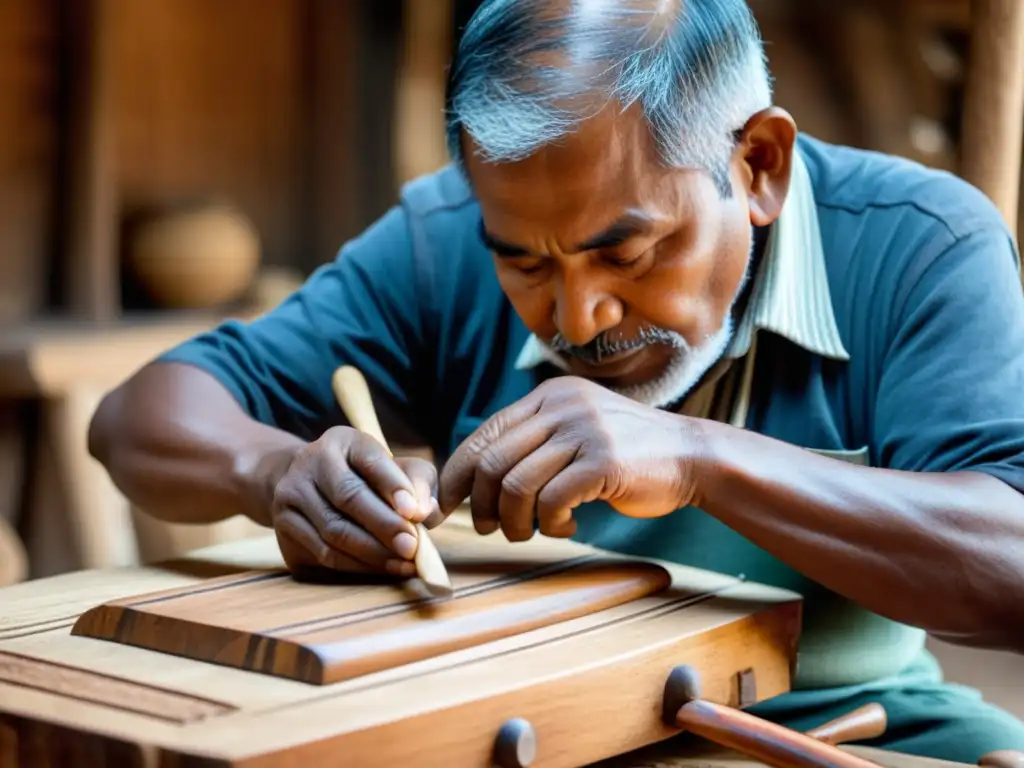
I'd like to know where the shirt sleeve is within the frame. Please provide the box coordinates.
[156,204,434,442]
[874,224,1024,493]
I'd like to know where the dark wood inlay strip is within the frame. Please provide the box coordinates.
[127,572,288,608]
[264,555,598,637]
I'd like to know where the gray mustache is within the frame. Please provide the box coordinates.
[548,326,689,364]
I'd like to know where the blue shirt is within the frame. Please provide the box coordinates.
[159,134,1024,689]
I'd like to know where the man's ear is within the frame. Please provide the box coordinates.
[734,107,797,227]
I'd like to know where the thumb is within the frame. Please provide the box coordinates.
[395,456,438,524]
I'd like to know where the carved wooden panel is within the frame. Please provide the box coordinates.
[72,557,671,684]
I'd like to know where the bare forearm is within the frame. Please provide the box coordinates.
[692,419,1024,650]
[88,362,304,527]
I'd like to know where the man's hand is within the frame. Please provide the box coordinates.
[271,426,441,576]
[438,377,705,540]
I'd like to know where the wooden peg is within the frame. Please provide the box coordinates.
[331,366,453,597]
[806,703,887,746]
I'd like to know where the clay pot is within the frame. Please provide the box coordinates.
[126,203,260,310]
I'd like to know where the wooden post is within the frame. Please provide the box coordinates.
[961,0,1024,242]
[394,0,453,186]
[63,0,119,322]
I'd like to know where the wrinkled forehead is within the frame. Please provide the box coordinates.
[465,102,657,220]
[464,106,713,252]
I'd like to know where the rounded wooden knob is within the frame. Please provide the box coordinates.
[980,751,1024,768]
[662,664,702,724]
[494,718,536,768]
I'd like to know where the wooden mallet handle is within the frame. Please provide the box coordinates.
[675,701,882,768]
[331,366,453,597]
[664,666,883,768]
[805,703,887,746]
[980,751,1024,768]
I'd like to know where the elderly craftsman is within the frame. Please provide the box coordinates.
[89,0,1024,761]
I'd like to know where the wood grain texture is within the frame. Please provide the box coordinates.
[1,525,804,767]
[0,652,232,724]
[0,0,57,322]
[0,711,156,768]
[73,555,672,685]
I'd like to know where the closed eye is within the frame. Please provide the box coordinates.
[513,259,546,275]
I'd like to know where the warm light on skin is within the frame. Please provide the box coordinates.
[464,102,798,390]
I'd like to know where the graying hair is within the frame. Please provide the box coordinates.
[445,0,773,195]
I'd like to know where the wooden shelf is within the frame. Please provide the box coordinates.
[0,306,263,398]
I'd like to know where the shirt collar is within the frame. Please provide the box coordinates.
[514,147,850,371]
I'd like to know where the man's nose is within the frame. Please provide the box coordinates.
[554,276,623,347]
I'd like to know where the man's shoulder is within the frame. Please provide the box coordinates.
[394,163,491,274]
[799,133,1017,333]
[799,134,1006,241]
[392,164,511,325]
[398,163,478,219]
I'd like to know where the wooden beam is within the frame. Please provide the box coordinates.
[62,0,119,321]
[961,0,1024,241]
[394,0,453,185]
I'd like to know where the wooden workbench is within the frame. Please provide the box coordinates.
[0,514,809,767]
[0,513,995,768]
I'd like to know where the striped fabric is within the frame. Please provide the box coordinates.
[726,150,849,363]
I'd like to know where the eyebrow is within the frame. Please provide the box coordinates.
[478,212,656,258]
[478,222,530,257]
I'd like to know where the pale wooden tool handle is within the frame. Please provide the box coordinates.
[980,752,1024,768]
[332,366,390,448]
[806,703,887,746]
[331,366,452,596]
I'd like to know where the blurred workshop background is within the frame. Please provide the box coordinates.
[0,0,1021,715]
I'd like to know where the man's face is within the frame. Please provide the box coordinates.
[466,104,794,390]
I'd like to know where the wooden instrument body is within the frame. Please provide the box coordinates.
[0,519,803,767]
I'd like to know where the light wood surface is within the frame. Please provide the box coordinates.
[0,519,802,767]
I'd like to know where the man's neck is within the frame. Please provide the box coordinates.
[658,224,769,413]
[731,224,769,327]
